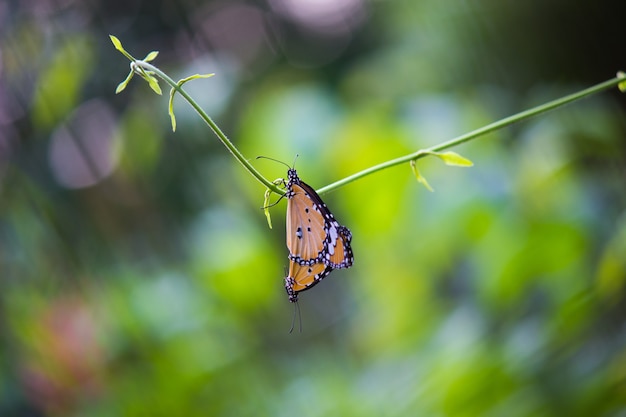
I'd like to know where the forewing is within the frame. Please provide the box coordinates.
[286,168,354,269]
[286,183,327,262]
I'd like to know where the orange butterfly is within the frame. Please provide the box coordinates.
[283,168,353,302]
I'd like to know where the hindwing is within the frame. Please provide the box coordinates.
[284,260,332,303]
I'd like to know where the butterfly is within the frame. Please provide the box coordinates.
[283,167,354,303]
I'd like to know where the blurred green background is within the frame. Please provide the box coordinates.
[2,0,626,415]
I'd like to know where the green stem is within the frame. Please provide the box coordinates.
[134,55,622,197]
[136,61,285,195]
[316,75,624,195]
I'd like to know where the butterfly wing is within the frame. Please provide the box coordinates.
[324,225,354,269]
[293,177,354,268]
[284,260,332,303]
[286,181,328,263]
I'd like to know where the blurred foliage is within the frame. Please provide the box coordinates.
[1,0,626,416]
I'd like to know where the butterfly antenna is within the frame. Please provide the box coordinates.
[256,156,291,169]
[262,196,285,209]
[291,154,299,169]
[297,300,303,333]
[289,301,303,334]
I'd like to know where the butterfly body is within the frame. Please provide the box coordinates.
[283,168,353,302]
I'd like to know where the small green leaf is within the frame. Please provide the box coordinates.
[178,73,216,85]
[167,73,215,132]
[144,74,162,95]
[109,35,123,51]
[168,87,177,132]
[434,151,474,167]
[263,189,273,229]
[617,71,626,93]
[109,35,135,61]
[410,160,434,192]
[115,70,134,94]
[144,51,159,62]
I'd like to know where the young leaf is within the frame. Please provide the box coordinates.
[617,71,626,93]
[145,75,162,95]
[168,73,216,132]
[433,151,474,167]
[410,160,434,192]
[168,88,177,132]
[109,35,123,52]
[109,35,135,61]
[144,51,159,62]
[115,70,134,94]
[263,188,273,229]
[178,73,216,85]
